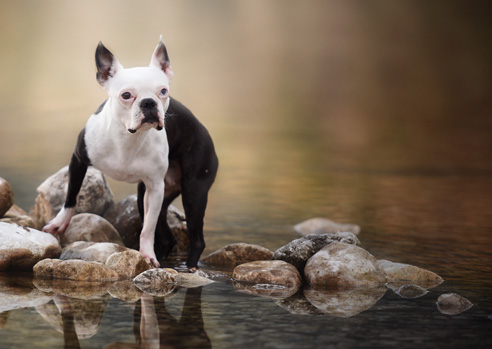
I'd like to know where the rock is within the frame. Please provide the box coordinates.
[108,280,143,302]
[273,232,360,272]
[294,217,360,236]
[0,177,14,218]
[30,166,114,230]
[233,281,298,299]
[33,278,114,298]
[175,272,214,288]
[60,213,124,247]
[105,250,153,280]
[60,241,128,264]
[377,259,443,289]
[303,286,387,317]
[394,284,429,299]
[304,242,386,290]
[0,204,36,228]
[437,293,473,315]
[167,205,190,256]
[0,222,61,270]
[133,268,177,296]
[33,259,119,281]
[274,291,324,315]
[201,243,274,269]
[232,260,302,292]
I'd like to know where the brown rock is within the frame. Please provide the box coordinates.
[232,260,302,291]
[108,280,143,302]
[201,243,274,269]
[60,213,123,247]
[33,278,115,298]
[437,293,473,315]
[133,268,177,296]
[33,259,119,281]
[377,259,443,289]
[0,177,14,218]
[60,241,128,264]
[105,250,153,280]
[31,166,114,229]
[294,217,360,236]
[304,242,386,290]
[0,205,36,228]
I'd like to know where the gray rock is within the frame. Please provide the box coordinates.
[232,260,302,291]
[60,213,124,247]
[33,258,119,281]
[304,242,386,290]
[133,268,177,296]
[0,222,61,270]
[60,241,128,264]
[201,243,274,269]
[294,217,360,236]
[105,250,153,280]
[437,293,473,315]
[394,284,429,299]
[31,166,114,230]
[0,177,14,218]
[174,272,214,288]
[273,232,360,272]
[377,259,443,289]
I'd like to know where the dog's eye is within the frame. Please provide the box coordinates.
[121,92,132,100]
[160,88,168,97]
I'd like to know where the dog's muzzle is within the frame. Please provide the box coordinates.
[127,98,164,133]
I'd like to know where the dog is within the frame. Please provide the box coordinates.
[43,38,218,271]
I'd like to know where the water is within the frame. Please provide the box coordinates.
[1,1,492,348]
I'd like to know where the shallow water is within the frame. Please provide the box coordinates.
[1,1,492,348]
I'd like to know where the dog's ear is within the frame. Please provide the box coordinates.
[150,36,174,80]
[95,42,123,86]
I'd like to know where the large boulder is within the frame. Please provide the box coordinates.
[0,222,61,270]
[377,259,443,289]
[60,213,124,247]
[232,260,302,291]
[33,259,119,281]
[294,217,360,236]
[201,243,274,269]
[0,177,14,218]
[105,250,153,280]
[31,166,114,230]
[304,242,386,290]
[60,241,128,264]
[273,232,360,273]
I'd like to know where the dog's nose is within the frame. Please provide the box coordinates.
[140,98,157,110]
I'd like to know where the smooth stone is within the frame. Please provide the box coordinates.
[174,272,214,288]
[0,177,14,218]
[304,242,386,290]
[273,232,360,272]
[0,222,61,270]
[60,241,128,264]
[33,258,119,281]
[105,250,153,280]
[133,268,177,296]
[437,293,473,315]
[294,217,360,236]
[30,166,114,230]
[201,243,274,269]
[394,284,429,299]
[233,281,298,299]
[377,259,443,289]
[303,286,387,317]
[0,204,36,228]
[60,213,124,247]
[232,260,302,291]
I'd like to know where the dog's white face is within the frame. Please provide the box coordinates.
[96,39,174,133]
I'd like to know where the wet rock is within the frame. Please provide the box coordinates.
[30,166,114,230]
[175,272,214,288]
[233,281,298,299]
[60,241,128,264]
[0,204,36,228]
[304,242,386,290]
[133,268,177,296]
[167,205,190,256]
[437,293,473,315]
[33,258,119,281]
[105,250,153,280]
[60,213,124,247]
[294,217,360,236]
[377,259,443,289]
[0,177,14,218]
[303,286,387,317]
[108,280,142,302]
[201,243,274,269]
[273,232,360,272]
[0,222,61,270]
[274,291,324,315]
[232,260,302,291]
[394,284,429,299]
[33,278,114,298]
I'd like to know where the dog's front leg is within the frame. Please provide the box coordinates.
[139,179,165,267]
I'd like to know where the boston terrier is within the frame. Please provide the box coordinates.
[43,38,218,271]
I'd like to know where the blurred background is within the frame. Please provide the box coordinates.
[1,1,491,263]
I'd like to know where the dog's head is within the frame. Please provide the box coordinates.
[95,38,174,134]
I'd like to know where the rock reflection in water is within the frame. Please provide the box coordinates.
[232,280,299,300]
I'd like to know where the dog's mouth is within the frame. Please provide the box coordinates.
[127,110,164,134]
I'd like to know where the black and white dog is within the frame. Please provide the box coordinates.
[43,38,218,271]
